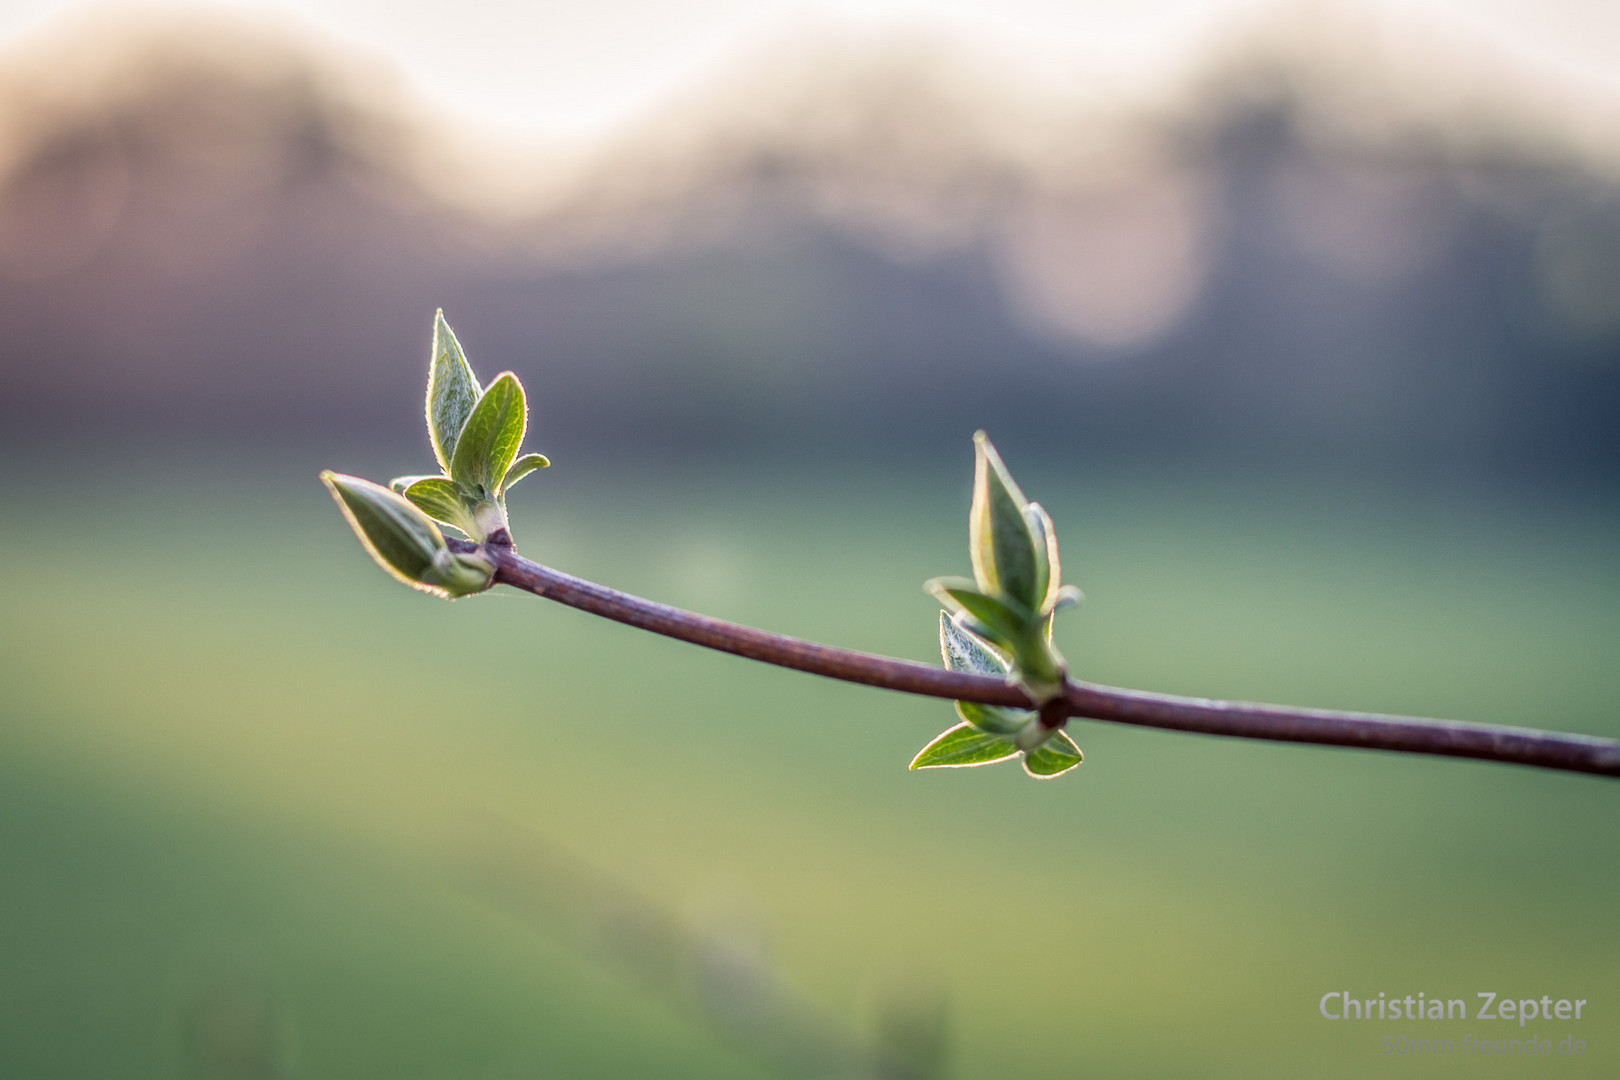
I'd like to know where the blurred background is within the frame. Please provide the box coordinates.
[0,0,1617,1076]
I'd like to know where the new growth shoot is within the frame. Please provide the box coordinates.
[320,312,1620,782]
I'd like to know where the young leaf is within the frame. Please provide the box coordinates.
[321,471,452,596]
[450,371,526,495]
[939,612,1008,676]
[909,723,1020,770]
[1022,730,1083,778]
[402,477,474,534]
[389,474,438,494]
[427,310,481,473]
[970,432,1042,611]
[925,577,1033,647]
[940,615,1030,734]
[955,700,1029,736]
[1024,501,1058,613]
[500,452,550,496]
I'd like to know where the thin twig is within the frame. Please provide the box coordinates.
[472,542,1620,779]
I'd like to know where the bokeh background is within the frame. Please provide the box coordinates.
[1,1,1617,1077]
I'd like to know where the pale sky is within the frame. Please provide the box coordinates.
[0,0,1616,138]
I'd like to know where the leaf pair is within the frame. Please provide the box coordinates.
[391,310,549,543]
[925,432,1080,704]
[320,472,493,598]
[426,310,535,497]
[970,430,1053,613]
[910,614,1081,779]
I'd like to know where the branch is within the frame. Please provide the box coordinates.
[471,542,1620,780]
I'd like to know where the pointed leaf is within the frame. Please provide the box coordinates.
[450,371,526,495]
[970,432,1041,611]
[500,452,550,495]
[939,612,1008,676]
[925,577,1033,647]
[1022,730,1083,778]
[402,477,474,534]
[389,474,438,494]
[940,613,1031,733]
[1024,501,1057,613]
[955,700,1029,736]
[427,310,481,472]
[321,471,450,596]
[909,723,1020,770]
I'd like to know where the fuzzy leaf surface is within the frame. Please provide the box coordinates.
[939,612,1009,676]
[402,477,473,533]
[450,371,526,495]
[427,310,480,472]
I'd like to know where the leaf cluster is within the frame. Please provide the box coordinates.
[914,433,1083,778]
[911,615,1081,778]
[388,310,548,544]
[320,310,548,597]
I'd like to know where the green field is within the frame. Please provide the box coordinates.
[2,454,1617,1078]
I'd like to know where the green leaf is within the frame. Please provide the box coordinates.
[970,432,1041,611]
[940,614,1030,734]
[1022,730,1083,778]
[389,474,438,494]
[321,472,492,598]
[450,371,526,495]
[909,723,1020,770]
[402,477,474,534]
[938,612,1008,676]
[321,471,450,595]
[427,310,481,473]
[1024,501,1057,613]
[955,700,1029,736]
[925,577,1033,647]
[500,452,550,496]
[946,613,994,643]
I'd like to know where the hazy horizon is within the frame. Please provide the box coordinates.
[1,2,1618,480]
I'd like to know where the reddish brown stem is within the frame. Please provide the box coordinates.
[473,543,1620,780]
